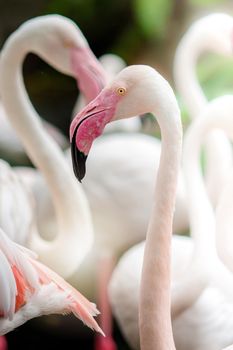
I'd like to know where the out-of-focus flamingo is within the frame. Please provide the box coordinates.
[188,95,233,275]
[0,227,103,336]
[109,94,233,349]
[174,13,233,206]
[0,15,96,278]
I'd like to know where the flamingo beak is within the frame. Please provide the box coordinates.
[71,47,107,103]
[70,92,117,182]
[70,129,88,182]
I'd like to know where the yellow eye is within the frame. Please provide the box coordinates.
[116,87,126,96]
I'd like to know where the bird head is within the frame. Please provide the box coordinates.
[22,15,107,102]
[69,65,162,181]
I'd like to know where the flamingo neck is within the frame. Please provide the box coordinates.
[139,96,182,350]
[170,115,218,319]
[187,100,233,269]
[182,104,233,299]
[174,29,207,119]
[183,123,216,252]
[0,28,93,277]
[175,25,233,209]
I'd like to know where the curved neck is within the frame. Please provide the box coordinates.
[139,95,182,350]
[174,29,207,119]
[0,27,93,277]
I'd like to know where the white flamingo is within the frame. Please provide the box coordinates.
[0,15,96,278]
[70,64,183,349]
[174,13,233,206]
[190,95,233,275]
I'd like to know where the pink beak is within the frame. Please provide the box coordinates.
[71,47,107,103]
[70,89,120,181]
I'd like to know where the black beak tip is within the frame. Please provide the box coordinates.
[71,138,88,182]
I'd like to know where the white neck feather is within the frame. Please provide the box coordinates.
[174,27,207,119]
[139,76,182,350]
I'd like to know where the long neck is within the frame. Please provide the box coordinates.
[170,117,217,318]
[173,29,207,119]
[174,27,232,208]
[182,104,233,302]
[183,124,216,255]
[139,94,182,350]
[0,29,93,278]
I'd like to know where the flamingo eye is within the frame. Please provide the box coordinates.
[116,87,126,96]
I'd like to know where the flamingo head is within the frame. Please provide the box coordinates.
[70,65,157,181]
[26,15,106,101]
[193,13,233,56]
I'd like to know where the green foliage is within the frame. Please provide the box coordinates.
[133,0,173,39]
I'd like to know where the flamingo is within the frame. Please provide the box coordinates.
[70,64,182,350]
[0,227,103,336]
[0,14,97,278]
[71,65,233,349]
[0,15,123,350]
[185,95,233,275]
[174,12,233,206]
[74,13,233,259]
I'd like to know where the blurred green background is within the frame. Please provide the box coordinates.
[1,0,233,348]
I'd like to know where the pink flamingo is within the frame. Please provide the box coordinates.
[0,227,103,337]
[70,64,181,350]
[70,65,233,349]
